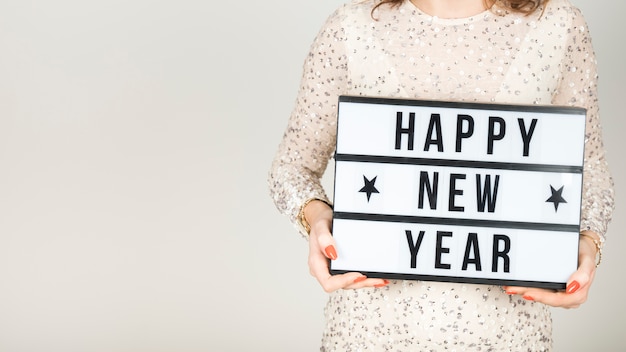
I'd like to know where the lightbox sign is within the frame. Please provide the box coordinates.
[330,96,586,289]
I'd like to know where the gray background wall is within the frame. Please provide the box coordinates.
[0,0,623,351]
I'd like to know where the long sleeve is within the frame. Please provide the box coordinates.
[268,7,350,230]
[552,7,614,238]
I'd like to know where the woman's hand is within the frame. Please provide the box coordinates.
[304,200,389,292]
[502,230,599,308]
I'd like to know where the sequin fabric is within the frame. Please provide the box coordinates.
[268,0,614,350]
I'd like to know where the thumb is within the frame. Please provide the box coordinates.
[565,242,596,294]
[315,228,338,260]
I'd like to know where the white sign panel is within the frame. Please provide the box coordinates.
[330,96,586,289]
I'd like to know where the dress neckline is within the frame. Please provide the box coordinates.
[403,0,493,25]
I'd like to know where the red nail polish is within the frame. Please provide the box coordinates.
[566,280,581,294]
[523,295,534,301]
[374,280,389,288]
[505,290,517,295]
[324,245,337,260]
[353,276,367,283]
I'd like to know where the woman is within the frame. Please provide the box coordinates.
[269,0,614,350]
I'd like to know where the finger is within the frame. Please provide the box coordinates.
[502,286,559,305]
[502,265,594,297]
[307,246,390,292]
[502,238,599,308]
[524,289,584,308]
[502,285,547,301]
[344,277,390,290]
[307,238,347,291]
[565,240,597,294]
[502,285,589,308]
[313,227,338,260]
[319,274,390,291]
[315,271,366,293]
[308,240,332,278]
[564,264,594,295]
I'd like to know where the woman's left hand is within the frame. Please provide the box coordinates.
[502,230,599,308]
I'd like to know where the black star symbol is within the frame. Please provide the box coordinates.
[359,175,379,202]
[546,185,567,212]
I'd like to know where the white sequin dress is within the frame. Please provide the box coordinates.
[269,0,614,350]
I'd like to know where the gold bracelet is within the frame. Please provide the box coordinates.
[580,232,603,267]
[297,198,331,235]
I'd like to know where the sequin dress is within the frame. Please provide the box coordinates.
[268,0,614,350]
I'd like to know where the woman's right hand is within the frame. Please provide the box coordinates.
[304,200,389,292]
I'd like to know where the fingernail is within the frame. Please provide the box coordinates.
[566,280,581,294]
[374,279,390,288]
[523,295,534,301]
[324,245,337,260]
[505,290,517,295]
[353,276,367,284]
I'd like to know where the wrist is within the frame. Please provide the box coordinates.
[298,198,332,235]
[580,231,603,267]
